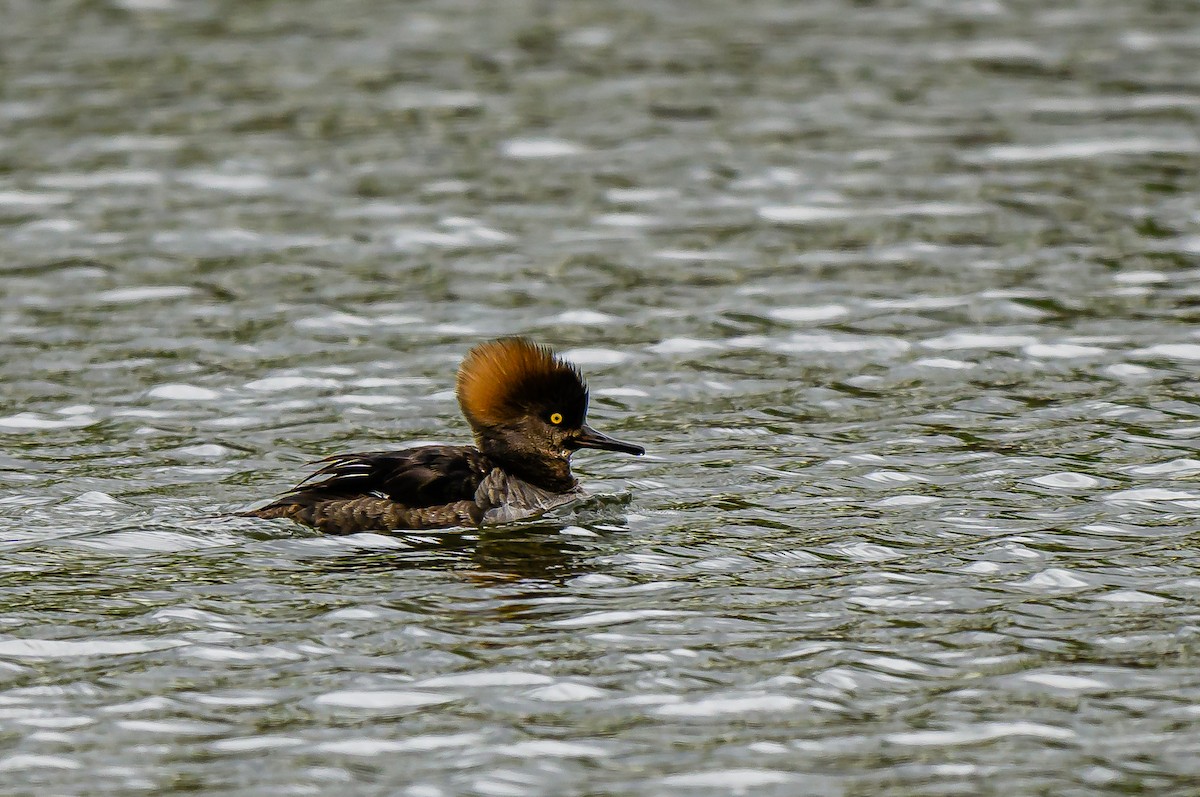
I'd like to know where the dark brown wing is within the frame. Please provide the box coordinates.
[291,446,491,505]
[245,445,494,533]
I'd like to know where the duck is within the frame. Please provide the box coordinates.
[244,337,644,534]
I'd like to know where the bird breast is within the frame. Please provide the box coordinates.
[475,468,584,525]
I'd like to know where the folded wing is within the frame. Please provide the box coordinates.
[246,446,493,533]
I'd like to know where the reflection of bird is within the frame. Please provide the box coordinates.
[244,337,644,534]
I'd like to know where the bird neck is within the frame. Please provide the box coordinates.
[476,428,577,493]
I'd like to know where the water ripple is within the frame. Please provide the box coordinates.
[4,0,1200,793]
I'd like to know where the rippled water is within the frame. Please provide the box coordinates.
[3,0,1200,793]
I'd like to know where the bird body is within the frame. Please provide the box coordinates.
[245,338,642,534]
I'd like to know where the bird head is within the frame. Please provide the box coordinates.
[456,338,644,471]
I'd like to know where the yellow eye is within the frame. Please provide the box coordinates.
[549,412,563,425]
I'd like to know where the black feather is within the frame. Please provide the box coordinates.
[269,446,492,509]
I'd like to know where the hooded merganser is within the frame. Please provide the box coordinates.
[244,337,644,534]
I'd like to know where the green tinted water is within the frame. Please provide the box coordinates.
[2,0,1200,794]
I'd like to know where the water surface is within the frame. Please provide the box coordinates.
[2,0,1200,794]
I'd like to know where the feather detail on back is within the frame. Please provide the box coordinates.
[248,446,490,512]
[456,337,588,429]
[243,446,494,533]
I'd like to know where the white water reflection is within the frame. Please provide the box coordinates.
[3,0,1200,794]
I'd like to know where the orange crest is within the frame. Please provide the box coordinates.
[456,338,588,428]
